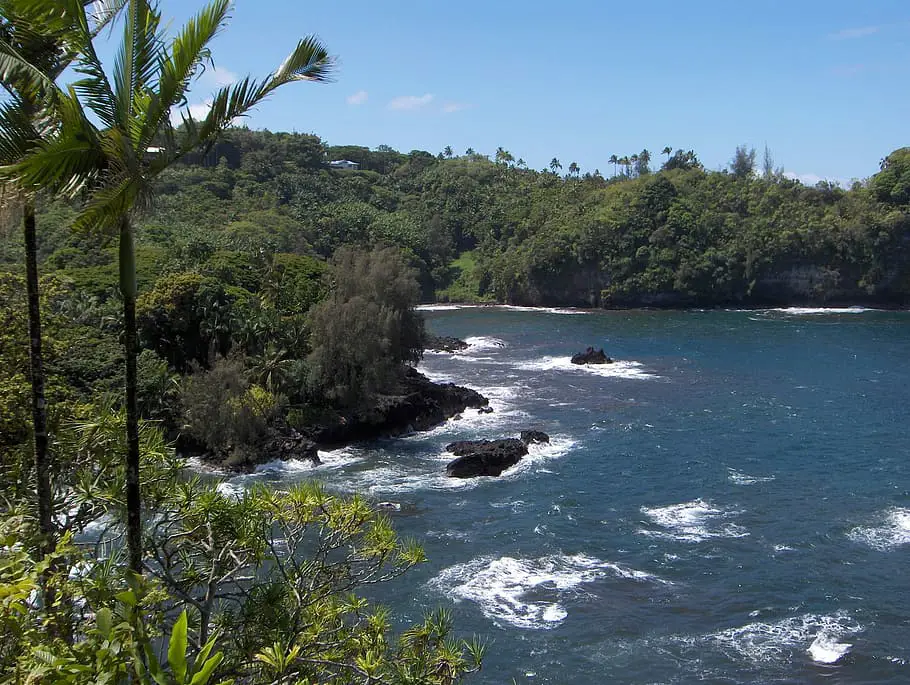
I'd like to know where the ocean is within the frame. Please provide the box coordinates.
[218,305,910,684]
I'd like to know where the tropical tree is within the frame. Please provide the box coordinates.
[636,148,651,176]
[608,154,618,176]
[494,146,513,166]
[662,145,672,160]
[0,0,124,597]
[442,144,452,158]
[3,0,334,574]
[549,157,561,174]
[619,156,630,176]
[568,161,579,177]
[730,144,757,179]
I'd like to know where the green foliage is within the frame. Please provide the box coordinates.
[308,246,425,406]
[179,355,284,466]
[137,272,238,370]
[0,442,483,684]
[872,147,910,205]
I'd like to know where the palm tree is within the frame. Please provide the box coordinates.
[608,154,618,177]
[6,0,334,574]
[568,161,579,177]
[443,145,452,159]
[549,157,561,174]
[0,0,124,577]
[619,156,630,177]
[662,146,672,160]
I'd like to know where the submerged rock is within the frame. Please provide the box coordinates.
[425,335,469,353]
[478,406,494,414]
[445,438,528,478]
[520,430,550,445]
[570,347,612,365]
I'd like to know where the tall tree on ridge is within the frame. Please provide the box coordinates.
[549,157,561,174]
[662,145,672,160]
[608,154,618,176]
[3,0,334,574]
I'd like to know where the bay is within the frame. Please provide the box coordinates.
[220,306,910,684]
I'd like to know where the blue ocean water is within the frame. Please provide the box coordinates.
[222,306,910,684]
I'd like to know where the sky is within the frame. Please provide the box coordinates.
[141,0,910,184]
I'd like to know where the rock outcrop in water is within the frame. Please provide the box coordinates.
[571,347,613,365]
[301,367,489,446]
[520,430,550,445]
[265,430,322,466]
[425,335,469,353]
[445,430,550,478]
[445,438,528,478]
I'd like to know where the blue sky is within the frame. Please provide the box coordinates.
[149,0,910,184]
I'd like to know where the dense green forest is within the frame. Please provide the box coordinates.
[7,132,910,311]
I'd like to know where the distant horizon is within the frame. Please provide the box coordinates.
[138,0,910,186]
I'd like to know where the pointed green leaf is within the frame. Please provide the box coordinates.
[189,652,223,685]
[168,610,188,684]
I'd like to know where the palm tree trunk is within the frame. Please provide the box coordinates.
[24,199,54,564]
[120,215,142,574]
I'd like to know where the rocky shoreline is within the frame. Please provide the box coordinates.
[202,367,490,473]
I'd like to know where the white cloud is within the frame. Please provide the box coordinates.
[829,26,879,40]
[169,100,214,125]
[346,90,369,105]
[442,102,472,113]
[784,172,849,187]
[211,65,238,87]
[388,93,434,110]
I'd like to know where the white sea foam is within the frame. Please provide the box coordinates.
[216,481,246,499]
[429,553,661,629]
[727,468,775,486]
[639,499,748,542]
[768,306,874,315]
[495,304,590,315]
[808,634,853,664]
[334,435,577,496]
[416,304,468,311]
[847,507,910,551]
[703,612,861,665]
[463,336,507,352]
[516,356,658,379]
[416,303,589,315]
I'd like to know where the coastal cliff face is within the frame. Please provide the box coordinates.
[493,262,910,309]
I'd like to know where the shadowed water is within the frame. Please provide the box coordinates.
[217,306,910,684]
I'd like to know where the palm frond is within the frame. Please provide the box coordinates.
[72,172,144,233]
[0,34,58,98]
[112,0,162,141]
[0,87,103,196]
[0,94,36,165]
[88,0,128,35]
[174,36,334,160]
[267,35,335,89]
[175,74,270,156]
[141,0,230,150]
[64,0,118,128]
